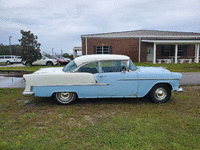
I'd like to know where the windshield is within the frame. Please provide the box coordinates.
[129,60,137,71]
[62,60,77,72]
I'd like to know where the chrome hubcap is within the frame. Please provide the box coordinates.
[58,92,72,101]
[154,88,167,100]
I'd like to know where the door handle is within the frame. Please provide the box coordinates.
[100,75,106,78]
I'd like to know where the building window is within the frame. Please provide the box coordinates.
[178,45,187,56]
[162,45,172,56]
[161,45,187,57]
[94,46,112,54]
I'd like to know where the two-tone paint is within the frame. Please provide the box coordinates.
[23,65,182,98]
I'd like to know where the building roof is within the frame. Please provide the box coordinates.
[74,54,130,66]
[81,30,200,39]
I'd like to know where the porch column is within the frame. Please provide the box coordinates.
[197,44,199,63]
[138,38,141,62]
[153,43,156,64]
[175,44,178,64]
[73,48,77,58]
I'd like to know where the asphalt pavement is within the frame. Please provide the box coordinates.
[180,72,200,85]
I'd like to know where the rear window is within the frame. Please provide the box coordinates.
[62,60,77,72]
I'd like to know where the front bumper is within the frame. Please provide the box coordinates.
[174,87,183,93]
[22,91,35,96]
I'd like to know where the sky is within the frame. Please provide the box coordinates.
[0,0,199,55]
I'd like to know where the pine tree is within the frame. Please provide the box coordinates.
[19,30,41,66]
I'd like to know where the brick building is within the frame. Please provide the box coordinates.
[81,30,200,63]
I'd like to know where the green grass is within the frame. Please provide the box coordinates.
[0,66,64,72]
[0,86,200,149]
[1,63,200,72]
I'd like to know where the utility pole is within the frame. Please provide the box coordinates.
[9,36,12,55]
[61,49,63,56]
[52,48,54,56]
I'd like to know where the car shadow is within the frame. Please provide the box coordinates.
[30,96,152,106]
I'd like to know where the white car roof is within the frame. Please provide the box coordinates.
[74,54,130,66]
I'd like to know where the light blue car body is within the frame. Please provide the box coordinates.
[32,66,182,98]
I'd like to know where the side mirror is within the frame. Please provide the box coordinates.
[121,66,126,73]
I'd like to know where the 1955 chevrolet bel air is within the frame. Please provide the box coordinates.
[23,54,183,104]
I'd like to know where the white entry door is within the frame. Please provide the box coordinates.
[146,47,153,62]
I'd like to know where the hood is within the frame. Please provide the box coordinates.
[33,67,64,74]
[137,66,170,73]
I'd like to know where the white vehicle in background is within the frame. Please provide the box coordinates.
[23,56,58,66]
[0,55,22,65]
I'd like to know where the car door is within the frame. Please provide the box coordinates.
[33,57,46,65]
[95,60,138,97]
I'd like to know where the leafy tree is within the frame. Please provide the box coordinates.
[0,44,21,55]
[18,30,41,65]
[62,53,73,60]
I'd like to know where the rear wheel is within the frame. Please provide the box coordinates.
[150,84,171,103]
[6,61,11,65]
[25,62,31,66]
[46,61,53,66]
[55,92,77,105]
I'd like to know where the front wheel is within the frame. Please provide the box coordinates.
[150,84,171,103]
[55,92,77,105]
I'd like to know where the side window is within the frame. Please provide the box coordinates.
[100,61,128,73]
[129,60,137,71]
[77,62,99,74]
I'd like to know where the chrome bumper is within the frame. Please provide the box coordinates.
[22,91,35,96]
[175,87,183,93]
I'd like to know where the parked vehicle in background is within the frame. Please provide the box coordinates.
[22,56,58,66]
[56,57,71,65]
[0,55,22,65]
[23,54,183,105]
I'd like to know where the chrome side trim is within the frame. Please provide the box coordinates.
[118,78,180,81]
[31,83,110,87]
[117,79,137,81]
[139,78,180,80]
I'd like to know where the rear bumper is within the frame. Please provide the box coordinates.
[22,91,35,96]
[174,87,183,93]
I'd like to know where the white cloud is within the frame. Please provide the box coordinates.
[0,0,199,54]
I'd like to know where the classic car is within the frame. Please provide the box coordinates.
[23,54,183,104]
[22,56,58,66]
[55,57,71,65]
